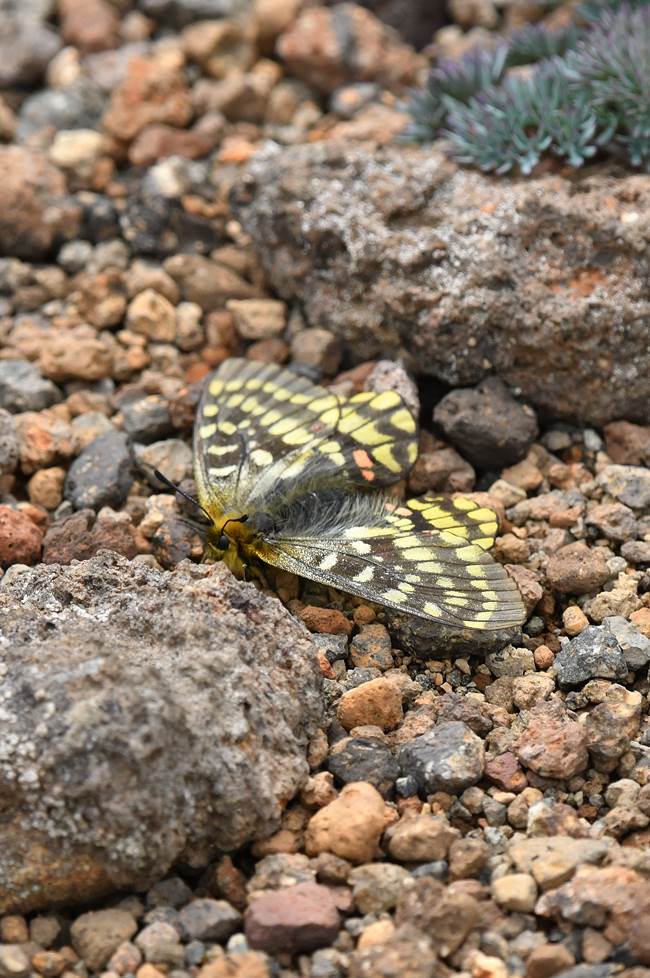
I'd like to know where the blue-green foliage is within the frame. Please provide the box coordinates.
[405,3,650,174]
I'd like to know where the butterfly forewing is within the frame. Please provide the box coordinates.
[193,358,418,516]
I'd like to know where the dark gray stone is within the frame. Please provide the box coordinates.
[597,464,650,512]
[138,0,250,26]
[17,79,106,142]
[178,898,241,943]
[433,377,538,469]
[554,626,629,688]
[602,616,650,671]
[325,0,446,48]
[328,737,400,797]
[0,360,61,413]
[621,540,650,564]
[0,409,18,476]
[122,395,173,444]
[399,721,485,794]
[0,552,322,912]
[146,876,194,909]
[385,610,521,660]
[64,431,134,510]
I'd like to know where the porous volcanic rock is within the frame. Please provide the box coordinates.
[232,142,650,425]
[0,553,322,913]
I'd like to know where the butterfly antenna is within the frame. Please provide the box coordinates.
[232,431,249,504]
[153,469,213,523]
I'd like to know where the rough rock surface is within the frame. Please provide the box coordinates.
[233,142,650,424]
[0,553,322,913]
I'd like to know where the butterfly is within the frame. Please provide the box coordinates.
[172,357,525,631]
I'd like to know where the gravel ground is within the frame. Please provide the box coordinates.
[0,0,649,976]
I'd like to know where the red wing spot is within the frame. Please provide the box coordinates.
[396,507,411,516]
[353,448,374,469]
[361,469,376,482]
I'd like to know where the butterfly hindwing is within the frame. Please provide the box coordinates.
[255,493,525,630]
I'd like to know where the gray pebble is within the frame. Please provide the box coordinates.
[178,898,241,943]
[602,616,650,670]
[399,721,485,794]
[554,626,629,688]
[0,409,19,475]
[597,464,650,511]
[64,430,134,510]
[328,737,399,798]
[122,395,173,444]
[147,876,194,909]
[0,359,61,413]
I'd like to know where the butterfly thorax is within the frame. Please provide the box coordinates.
[206,509,276,578]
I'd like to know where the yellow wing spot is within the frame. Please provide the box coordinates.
[289,393,310,404]
[405,574,422,583]
[407,442,418,464]
[353,566,375,583]
[203,403,219,417]
[373,443,402,472]
[436,577,455,589]
[208,444,237,456]
[250,449,274,466]
[209,379,224,396]
[239,419,252,429]
[225,379,244,392]
[245,378,264,390]
[447,597,469,607]
[261,409,283,427]
[404,547,439,561]
[320,408,341,425]
[344,526,389,539]
[468,507,497,522]
[406,499,430,511]
[351,422,389,446]
[382,589,406,604]
[440,530,473,546]
[350,392,375,403]
[279,459,310,481]
[467,566,488,579]
[469,611,496,622]
[390,408,416,433]
[370,390,401,410]
[395,535,421,549]
[262,381,278,393]
[283,427,314,446]
[242,396,260,412]
[218,421,237,436]
[199,423,217,438]
[424,601,443,617]
[338,410,367,434]
[318,553,338,570]
[475,537,496,550]
[209,464,237,477]
[479,522,498,536]
[308,395,339,413]
[453,497,476,511]
[416,561,444,573]
[351,540,372,554]
[319,440,342,454]
[455,544,483,561]
[272,388,293,402]
[398,582,415,593]
[227,393,245,408]
[483,601,500,612]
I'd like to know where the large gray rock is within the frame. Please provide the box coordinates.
[232,142,650,426]
[0,553,322,913]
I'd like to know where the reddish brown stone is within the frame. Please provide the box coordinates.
[43,510,139,564]
[300,605,353,636]
[59,0,121,52]
[537,865,650,965]
[604,420,650,466]
[128,123,222,167]
[244,882,340,954]
[0,506,43,567]
[103,53,192,141]
[516,701,588,780]
[485,752,528,793]
[546,541,611,595]
[276,3,421,93]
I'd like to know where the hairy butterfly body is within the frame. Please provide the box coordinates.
[193,358,526,631]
